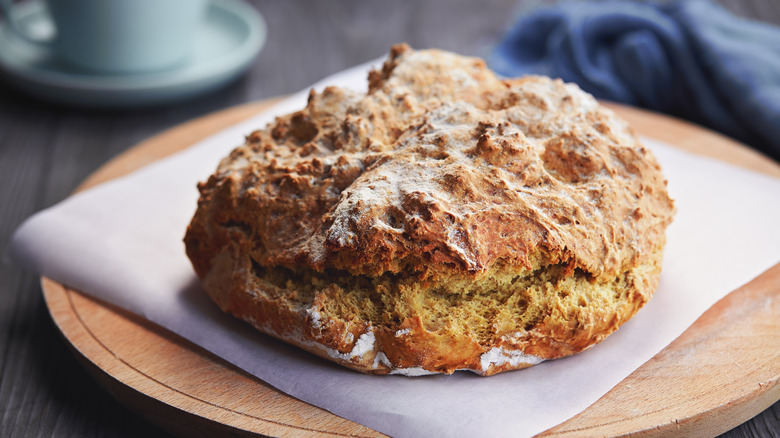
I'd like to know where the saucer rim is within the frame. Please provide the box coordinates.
[0,0,266,104]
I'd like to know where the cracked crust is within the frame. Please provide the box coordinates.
[184,44,675,376]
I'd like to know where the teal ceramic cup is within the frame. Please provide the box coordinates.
[0,0,207,73]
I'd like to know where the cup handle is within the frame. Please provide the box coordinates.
[0,0,55,45]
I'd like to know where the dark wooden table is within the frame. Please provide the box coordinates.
[1,1,778,436]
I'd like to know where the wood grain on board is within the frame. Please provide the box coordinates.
[42,100,780,437]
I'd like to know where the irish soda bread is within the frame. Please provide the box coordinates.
[184,44,674,376]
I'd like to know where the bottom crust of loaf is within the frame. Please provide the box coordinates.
[195,236,664,376]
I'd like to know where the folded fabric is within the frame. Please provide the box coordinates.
[489,0,780,160]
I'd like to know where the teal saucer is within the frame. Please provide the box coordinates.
[0,0,266,108]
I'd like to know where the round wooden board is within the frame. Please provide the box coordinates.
[41,100,780,437]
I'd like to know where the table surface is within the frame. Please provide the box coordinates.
[1,1,778,437]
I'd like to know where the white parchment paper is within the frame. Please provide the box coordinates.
[7,61,780,438]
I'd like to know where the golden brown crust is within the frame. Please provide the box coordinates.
[184,44,675,376]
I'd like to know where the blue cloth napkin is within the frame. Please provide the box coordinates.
[489,0,780,160]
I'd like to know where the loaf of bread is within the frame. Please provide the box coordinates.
[184,44,674,376]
